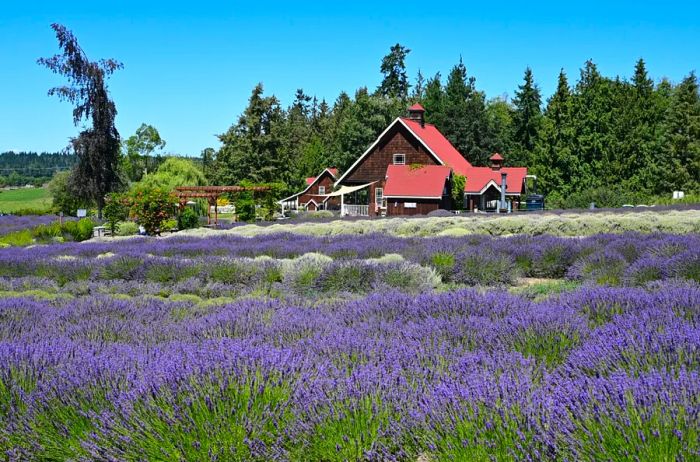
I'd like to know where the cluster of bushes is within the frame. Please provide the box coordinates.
[0,218,95,246]
[219,209,700,238]
[0,253,440,299]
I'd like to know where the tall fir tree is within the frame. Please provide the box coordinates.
[411,69,426,101]
[422,73,445,128]
[620,59,661,192]
[215,84,288,187]
[533,69,575,196]
[662,72,700,191]
[377,43,411,100]
[441,58,491,166]
[512,67,542,166]
[570,59,612,189]
[485,97,515,157]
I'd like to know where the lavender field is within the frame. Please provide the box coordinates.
[1,230,699,460]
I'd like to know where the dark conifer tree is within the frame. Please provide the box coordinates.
[512,67,542,165]
[412,69,426,101]
[662,72,700,191]
[442,58,491,166]
[377,44,411,100]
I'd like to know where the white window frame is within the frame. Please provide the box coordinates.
[375,187,386,208]
[318,185,326,195]
[393,153,406,165]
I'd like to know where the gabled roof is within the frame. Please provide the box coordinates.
[279,168,339,203]
[383,165,451,198]
[464,167,528,194]
[408,103,425,112]
[489,153,504,161]
[400,117,472,174]
[335,117,472,185]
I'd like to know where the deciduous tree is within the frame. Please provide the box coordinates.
[38,23,123,218]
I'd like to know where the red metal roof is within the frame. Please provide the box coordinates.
[489,153,504,161]
[464,167,527,194]
[408,103,425,112]
[384,164,451,198]
[305,177,316,185]
[400,118,472,174]
[327,168,338,178]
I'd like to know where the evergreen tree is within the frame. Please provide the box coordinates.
[662,72,700,191]
[619,59,662,192]
[412,69,426,101]
[512,67,542,165]
[533,69,575,195]
[377,44,411,100]
[485,97,515,158]
[215,84,287,187]
[200,147,215,181]
[570,60,612,189]
[422,73,445,128]
[441,58,491,166]
[531,69,577,194]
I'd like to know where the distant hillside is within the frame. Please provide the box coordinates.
[0,151,76,187]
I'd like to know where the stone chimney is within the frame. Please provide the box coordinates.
[407,103,425,128]
[490,153,504,170]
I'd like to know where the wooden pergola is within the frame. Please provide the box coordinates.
[175,185,271,226]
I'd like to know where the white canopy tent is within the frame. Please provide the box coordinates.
[316,181,376,216]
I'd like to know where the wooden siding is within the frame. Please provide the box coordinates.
[299,171,339,209]
[386,198,441,216]
[344,124,438,184]
[342,123,441,216]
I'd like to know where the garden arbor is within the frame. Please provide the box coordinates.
[175,185,271,225]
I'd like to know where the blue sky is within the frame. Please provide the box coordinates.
[2,1,699,156]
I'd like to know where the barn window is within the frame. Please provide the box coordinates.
[393,153,406,165]
[318,186,326,195]
[405,202,417,208]
[375,188,385,207]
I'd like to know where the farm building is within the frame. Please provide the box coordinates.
[283,104,529,216]
[280,168,339,213]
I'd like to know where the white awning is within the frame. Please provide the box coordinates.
[318,181,376,197]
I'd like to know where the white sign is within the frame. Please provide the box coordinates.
[77,209,87,217]
[405,202,417,208]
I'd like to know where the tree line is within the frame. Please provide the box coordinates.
[38,25,699,212]
[210,44,700,207]
[0,151,76,187]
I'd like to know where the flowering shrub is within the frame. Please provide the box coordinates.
[129,186,176,235]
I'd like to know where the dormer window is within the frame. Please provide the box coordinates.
[393,153,406,165]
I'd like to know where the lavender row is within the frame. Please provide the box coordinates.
[1,283,698,460]
[1,232,698,287]
[0,215,63,237]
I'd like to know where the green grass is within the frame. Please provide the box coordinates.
[0,187,52,213]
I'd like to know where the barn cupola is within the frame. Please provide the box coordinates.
[408,103,426,128]
[489,153,504,170]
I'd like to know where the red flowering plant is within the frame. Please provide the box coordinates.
[129,186,176,236]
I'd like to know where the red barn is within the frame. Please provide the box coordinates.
[333,104,528,215]
[280,168,339,213]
